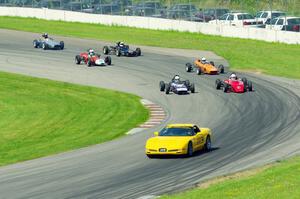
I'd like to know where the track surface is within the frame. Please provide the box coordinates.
[0,29,300,199]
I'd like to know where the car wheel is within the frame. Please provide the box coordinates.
[42,43,47,50]
[75,55,81,64]
[223,83,229,92]
[103,46,109,54]
[159,81,165,92]
[210,61,215,66]
[187,142,193,157]
[165,84,170,94]
[185,63,192,72]
[197,68,202,75]
[60,41,64,50]
[105,56,112,65]
[136,48,141,56]
[116,50,121,57]
[204,136,212,152]
[218,64,224,73]
[248,81,253,91]
[190,83,195,93]
[242,77,248,86]
[33,40,38,48]
[146,154,154,159]
[215,79,222,90]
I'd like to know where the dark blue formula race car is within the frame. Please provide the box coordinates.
[33,34,64,50]
[103,42,141,57]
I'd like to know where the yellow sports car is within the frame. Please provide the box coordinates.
[145,124,212,158]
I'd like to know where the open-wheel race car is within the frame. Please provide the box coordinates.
[159,75,195,95]
[33,33,64,50]
[75,49,111,67]
[215,73,253,93]
[103,41,141,57]
[186,57,224,75]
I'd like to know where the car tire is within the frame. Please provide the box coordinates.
[42,42,47,50]
[60,41,64,50]
[146,154,154,159]
[190,83,195,93]
[159,81,165,92]
[33,40,38,48]
[165,83,170,94]
[204,136,212,152]
[103,46,109,55]
[223,83,229,92]
[197,68,202,75]
[215,79,222,90]
[136,48,141,56]
[218,64,224,73]
[105,56,112,65]
[187,142,193,157]
[116,50,121,57]
[185,63,192,72]
[75,55,81,64]
[248,81,253,91]
[210,61,215,66]
[242,77,248,86]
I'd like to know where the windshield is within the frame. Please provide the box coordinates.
[288,18,300,25]
[255,12,263,18]
[159,127,195,136]
[272,12,285,18]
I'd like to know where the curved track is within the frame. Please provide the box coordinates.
[0,29,300,199]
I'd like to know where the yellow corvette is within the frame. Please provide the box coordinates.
[145,124,212,158]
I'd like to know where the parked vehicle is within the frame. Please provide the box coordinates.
[255,10,286,24]
[167,4,198,20]
[266,16,300,32]
[210,12,261,27]
[125,1,166,17]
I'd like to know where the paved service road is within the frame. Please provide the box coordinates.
[0,29,300,199]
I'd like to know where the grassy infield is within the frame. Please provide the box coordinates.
[0,16,300,198]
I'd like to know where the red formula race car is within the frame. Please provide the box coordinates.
[215,74,253,93]
[75,49,111,67]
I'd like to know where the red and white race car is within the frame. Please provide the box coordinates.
[75,49,111,67]
[215,75,253,93]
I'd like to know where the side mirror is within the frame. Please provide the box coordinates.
[154,132,159,136]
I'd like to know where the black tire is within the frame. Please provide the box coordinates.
[210,61,215,66]
[60,41,64,50]
[42,42,47,50]
[204,136,212,152]
[75,55,81,64]
[215,79,222,90]
[116,49,121,57]
[184,80,190,87]
[33,40,38,48]
[223,83,229,93]
[87,58,92,67]
[242,77,248,86]
[136,48,141,56]
[186,142,193,157]
[196,68,202,75]
[190,83,195,93]
[146,154,154,159]
[218,64,224,74]
[165,84,170,94]
[103,46,109,55]
[105,56,112,65]
[159,81,165,92]
[185,63,192,72]
[248,81,253,91]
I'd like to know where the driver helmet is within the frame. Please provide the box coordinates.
[88,49,95,55]
[174,75,180,81]
[201,57,206,62]
[43,33,48,38]
[230,73,237,80]
[119,42,124,47]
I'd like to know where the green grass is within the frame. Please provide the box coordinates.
[0,16,299,79]
[161,156,300,199]
[0,71,148,166]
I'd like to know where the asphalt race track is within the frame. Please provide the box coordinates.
[0,29,300,199]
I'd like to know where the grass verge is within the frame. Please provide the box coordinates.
[161,156,300,199]
[0,16,300,79]
[0,71,148,166]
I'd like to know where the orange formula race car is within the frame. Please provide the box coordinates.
[186,57,225,75]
